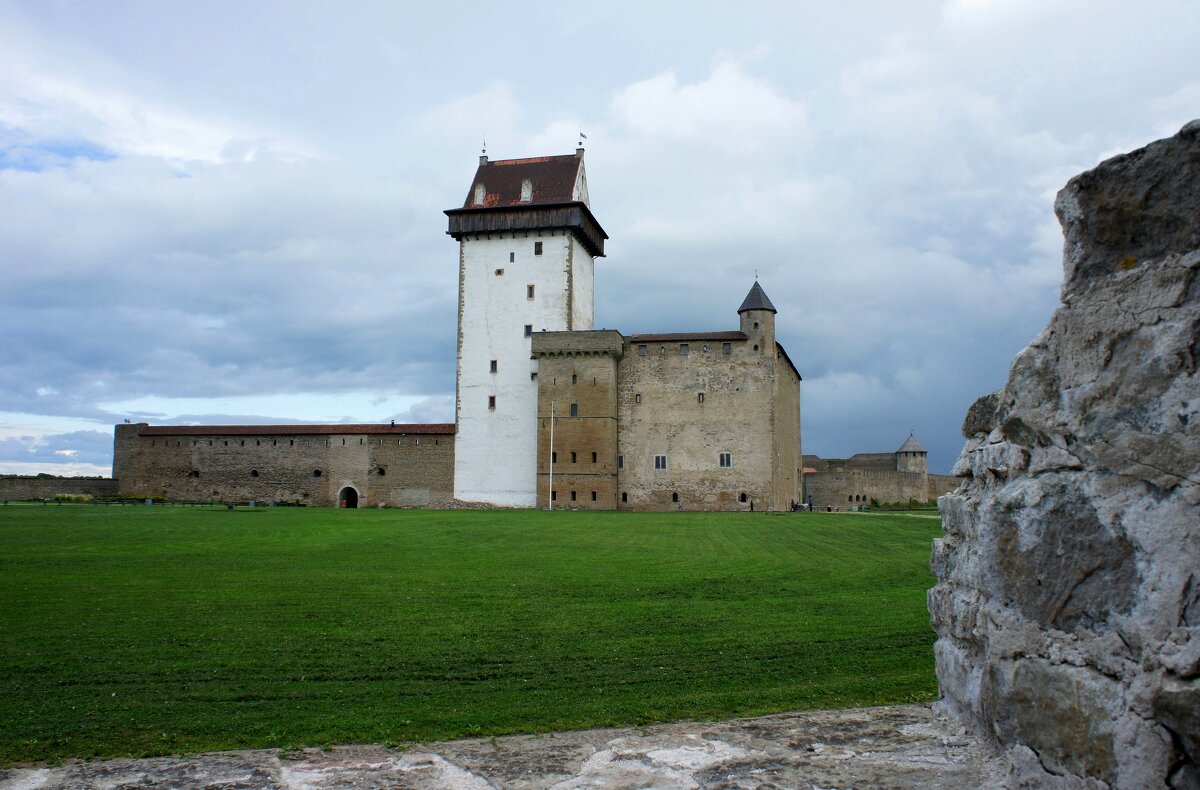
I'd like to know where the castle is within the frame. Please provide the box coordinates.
[103,150,950,511]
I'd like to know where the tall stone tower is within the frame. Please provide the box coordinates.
[446,149,607,505]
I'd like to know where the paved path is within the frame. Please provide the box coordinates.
[0,704,1005,789]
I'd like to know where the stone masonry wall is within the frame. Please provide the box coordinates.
[0,476,119,501]
[930,122,1199,788]
[113,424,454,507]
[616,335,776,511]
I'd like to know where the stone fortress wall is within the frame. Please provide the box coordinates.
[802,441,960,509]
[113,423,455,507]
[0,476,119,501]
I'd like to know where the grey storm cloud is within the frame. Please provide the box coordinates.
[1,0,1197,476]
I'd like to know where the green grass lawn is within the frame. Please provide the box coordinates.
[0,506,942,764]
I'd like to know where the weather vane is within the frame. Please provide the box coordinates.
[578,130,587,148]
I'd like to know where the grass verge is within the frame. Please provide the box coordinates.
[0,507,941,763]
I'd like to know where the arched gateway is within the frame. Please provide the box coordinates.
[338,486,359,508]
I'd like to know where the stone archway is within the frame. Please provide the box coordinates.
[338,486,359,508]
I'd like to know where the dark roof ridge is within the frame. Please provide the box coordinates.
[137,423,455,436]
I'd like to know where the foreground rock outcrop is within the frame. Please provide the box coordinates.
[931,121,1200,788]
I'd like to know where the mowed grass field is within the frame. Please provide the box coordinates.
[0,506,942,763]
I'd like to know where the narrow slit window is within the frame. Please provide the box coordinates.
[571,452,577,463]
[527,284,535,299]
[534,241,543,255]
[490,359,498,373]
[617,455,624,470]
[698,393,705,404]
[591,451,597,463]
[570,490,577,501]
[488,395,496,409]
[509,251,515,262]
[570,403,578,417]
[591,491,597,502]
[524,324,533,337]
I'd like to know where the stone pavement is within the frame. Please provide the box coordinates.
[0,704,1007,789]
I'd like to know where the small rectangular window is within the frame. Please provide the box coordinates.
[618,455,624,469]
[509,252,515,262]
[527,284,535,299]
[524,324,533,337]
[719,452,732,468]
[722,342,732,354]
[654,454,668,470]
[638,344,647,356]
[570,490,576,501]
[635,393,641,404]
[698,393,705,403]
[552,451,557,463]
[570,403,578,417]
[591,451,597,463]
[490,359,498,373]
[495,268,504,276]
[571,373,577,385]
[622,492,628,503]
[534,241,543,255]
[552,490,557,501]
[488,395,496,409]
[591,491,597,502]
[571,451,577,463]
[680,343,689,356]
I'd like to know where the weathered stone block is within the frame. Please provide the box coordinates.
[932,121,1200,788]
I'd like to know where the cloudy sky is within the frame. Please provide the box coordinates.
[1,0,1196,477]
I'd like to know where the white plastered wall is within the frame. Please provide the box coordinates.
[455,230,595,506]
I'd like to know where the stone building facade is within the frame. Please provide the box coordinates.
[802,434,959,509]
[112,423,454,507]
[532,283,803,512]
[110,150,804,510]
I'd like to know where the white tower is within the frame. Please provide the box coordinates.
[446,149,607,505]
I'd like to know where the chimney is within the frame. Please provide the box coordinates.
[479,153,488,166]
[575,147,584,157]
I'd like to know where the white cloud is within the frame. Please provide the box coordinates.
[610,60,806,150]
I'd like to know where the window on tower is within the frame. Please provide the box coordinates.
[527,284,535,299]
[509,252,515,262]
[490,360,497,373]
[570,403,578,417]
[534,241,543,255]
[524,324,533,337]
[488,395,496,410]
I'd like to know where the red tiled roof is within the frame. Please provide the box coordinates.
[462,154,582,208]
[628,331,748,343]
[138,423,455,436]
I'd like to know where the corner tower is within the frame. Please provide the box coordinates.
[446,149,607,506]
[896,433,928,474]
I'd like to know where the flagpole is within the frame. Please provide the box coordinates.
[548,401,555,510]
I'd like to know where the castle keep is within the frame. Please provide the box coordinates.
[110,150,814,510]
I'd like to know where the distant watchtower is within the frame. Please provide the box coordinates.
[446,149,607,506]
[895,433,928,474]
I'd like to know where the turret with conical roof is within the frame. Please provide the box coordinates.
[738,281,776,356]
[895,432,928,474]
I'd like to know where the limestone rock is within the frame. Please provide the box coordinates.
[932,120,1200,789]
